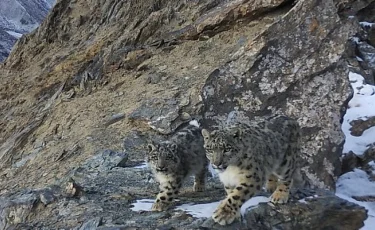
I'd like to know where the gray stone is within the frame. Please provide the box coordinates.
[128,98,181,135]
[103,113,126,127]
[79,217,102,230]
[145,73,162,84]
[39,190,55,206]
[0,191,39,229]
[241,191,367,230]
[82,150,128,171]
[198,190,367,230]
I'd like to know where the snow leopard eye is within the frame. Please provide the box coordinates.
[150,153,158,160]
[224,145,233,153]
[204,144,212,151]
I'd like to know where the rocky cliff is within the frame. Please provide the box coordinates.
[0,0,55,62]
[0,0,374,229]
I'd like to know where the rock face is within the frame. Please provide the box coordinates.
[0,0,374,228]
[0,0,55,62]
[201,0,357,190]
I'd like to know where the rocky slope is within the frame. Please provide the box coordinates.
[0,0,55,62]
[0,0,375,229]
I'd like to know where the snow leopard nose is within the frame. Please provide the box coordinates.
[156,166,167,172]
[212,155,223,168]
[212,164,227,170]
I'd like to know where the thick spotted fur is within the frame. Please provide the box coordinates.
[147,120,208,211]
[201,115,301,225]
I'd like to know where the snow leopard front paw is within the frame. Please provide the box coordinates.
[270,189,289,204]
[212,200,240,225]
[151,201,169,211]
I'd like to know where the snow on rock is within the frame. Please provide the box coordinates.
[132,162,148,169]
[130,199,154,212]
[6,30,22,38]
[342,72,375,155]
[338,71,375,229]
[131,196,269,219]
[175,196,269,218]
[337,169,375,197]
[360,22,374,28]
[175,201,220,218]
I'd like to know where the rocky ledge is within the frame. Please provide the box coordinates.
[0,151,367,229]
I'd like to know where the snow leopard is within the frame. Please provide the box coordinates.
[147,120,209,211]
[201,115,301,225]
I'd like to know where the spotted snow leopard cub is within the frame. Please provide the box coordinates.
[201,115,301,225]
[147,120,209,211]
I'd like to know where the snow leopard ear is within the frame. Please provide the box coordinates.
[233,128,242,138]
[170,143,178,153]
[201,129,210,139]
[147,142,157,152]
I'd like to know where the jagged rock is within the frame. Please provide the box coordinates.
[341,151,361,174]
[349,116,375,136]
[39,189,56,205]
[341,145,375,174]
[81,149,128,171]
[369,26,375,48]
[356,1,375,22]
[145,73,163,85]
[200,191,367,230]
[65,178,84,198]
[357,41,375,83]
[78,217,102,230]
[0,192,38,229]
[128,97,185,134]
[243,193,366,230]
[335,0,375,16]
[0,187,60,229]
[200,0,358,190]
[102,113,126,127]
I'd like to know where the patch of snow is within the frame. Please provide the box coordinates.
[339,71,375,228]
[336,169,375,229]
[338,70,375,229]
[6,30,22,38]
[360,22,374,28]
[298,195,318,204]
[133,162,148,169]
[175,196,269,218]
[189,119,200,128]
[176,201,219,218]
[130,199,154,211]
[342,72,375,155]
[350,37,360,44]
[336,169,375,197]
